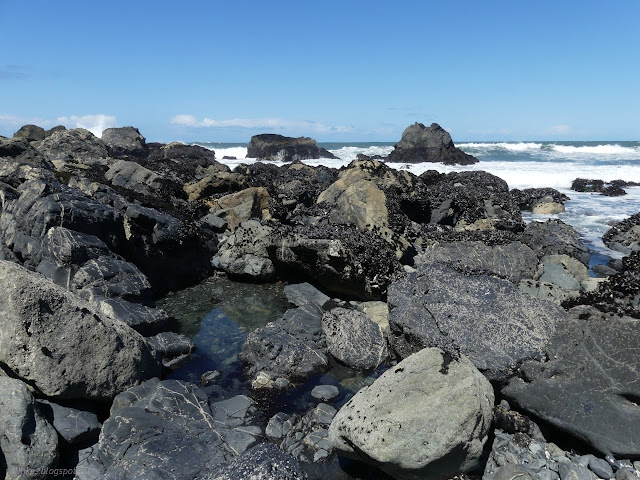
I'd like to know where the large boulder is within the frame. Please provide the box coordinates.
[104,159,165,196]
[0,260,161,400]
[503,306,640,457]
[76,379,263,479]
[37,128,109,167]
[101,126,148,159]
[510,187,568,214]
[13,124,46,142]
[386,122,478,165]
[247,134,338,161]
[0,377,59,480]
[387,263,565,381]
[603,212,640,254]
[0,137,54,168]
[520,219,590,265]
[321,307,388,370]
[329,347,494,480]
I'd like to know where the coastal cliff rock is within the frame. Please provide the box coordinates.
[386,122,478,165]
[329,348,494,480]
[247,133,338,161]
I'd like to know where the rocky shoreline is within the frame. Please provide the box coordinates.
[1,123,639,480]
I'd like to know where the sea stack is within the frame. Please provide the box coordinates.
[386,122,479,165]
[247,133,338,161]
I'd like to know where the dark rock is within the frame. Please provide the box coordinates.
[101,126,148,159]
[77,379,263,479]
[415,240,538,282]
[387,263,565,381]
[511,187,569,213]
[494,404,541,439]
[321,307,388,370]
[520,219,590,265]
[13,124,45,142]
[45,125,66,138]
[558,457,597,480]
[247,134,338,161]
[147,331,195,365]
[586,455,614,479]
[0,260,161,400]
[201,212,228,232]
[311,385,340,402]
[201,443,307,480]
[38,399,101,446]
[201,370,221,385]
[0,377,58,479]
[284,282,331,309]
[241,303,328,383]
[603,212,640,254]
[386,122,478,165]
[37,128,109,165]
[104,159,166,196]
[571,178,629,197]
[0,137,54,168]
[503,305,640,457]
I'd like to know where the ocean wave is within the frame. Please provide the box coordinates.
[457,142,544,152]
[329,145,395,161]
[549,144,639,155]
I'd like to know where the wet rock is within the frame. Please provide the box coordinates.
[201,370,221,386]
[321,307,388,370]
[147,331,195,366]
[329,348,494,480]
[0,377,58,479]
[78,379,262,479]
[520,219,590,265]
[603,212,640,255]
[247,134,338,161]
[386,122,478,165]
[38,399,100,446]
[388,263,565,381]
[284,282,331,309]
[511,187,569,213]
[101,126,148,159]
[13,124,46,142]
[0,260,161,400]
[415,240,538,282]
[311,385,340,402]
[571,178,631,197]
[503,305,640,457]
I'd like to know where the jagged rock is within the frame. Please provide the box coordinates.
[571,178,632,196]
[329,348,494,480]
[241,303,328,383]
[357,301,389,331]
[386,122,478,165]
[147,331,195,368]
[503,305,640,457]
[45,125,66,138]
[0,260,161,400]
[13,124,46,142]
[104,159,165,196]
[603,212,640,254]
[511,187,568,214]
[247,134,338,161]
[38,399,101,446]
[0,377,59,480]
[284,282,330,309]
[321,307,388,370]
[201,443,307,480]
[209,186,271,230]
[101,126,148,159]
[387,263,565,381]
[520,219,590,265]
[0,137,53,168]
[415,240,538,282]
[37,128,109,167]
[76,379,263,480]
[184,169,247,200]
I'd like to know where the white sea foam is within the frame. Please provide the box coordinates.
[457,142,544,152]
[550,144,639,155]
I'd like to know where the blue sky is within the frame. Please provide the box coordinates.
[1,0,638,142]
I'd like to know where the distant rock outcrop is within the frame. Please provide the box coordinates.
[386,122,478,165]
[247,134,338,161]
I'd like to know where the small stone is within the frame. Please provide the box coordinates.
[274,377,291,389]
[616,469,637,480]
[588,456,614,479]
[200,370,221,385]
[314,448,330,462]
[312,403,337,426]
[558,457,596,480]
[311,385,339,402]
[266,412,290,440]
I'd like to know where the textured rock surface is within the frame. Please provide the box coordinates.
[511,187,569,213]
[13,124,46,142]
[38,399,100,446]
[503,305,640,457]
[415,240,538,282]
[520,219,590,265]
[0,260,161,400]
[603,212,640,254]
[386,122,478,165]
[0,377,59,480]
[321,307,388,370]
[284,282,330,309]
[76,379,262,480]
[209,186,271,230]
[247,133,337,161]
[101,126,148,159]
[388,263,565,381]
[329,348,494,480]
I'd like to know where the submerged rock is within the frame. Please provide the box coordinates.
[386,122,478,165]
[247,134,338,161]
[329,347,494,480]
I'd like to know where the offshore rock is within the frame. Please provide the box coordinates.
[0,377,59,480]
[329,348,494,480]
[503,306,640,457]
[101,126,148,159]
[0,260,161,400]
[511,187,568,214]
[387,263,565,381]
[77,379,263,480]
[247,133,338,161]
[386,122,478,165]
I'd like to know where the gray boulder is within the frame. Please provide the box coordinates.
[329,347,494,480]
[37,128,109,166]
[101,126,148,158]
[77,379,262,480]
[0,137,53,168]
[104,159,164,196]
[45,125,66,138]
[38,399,101,446]
[511,187,569,214]
[247,134,338,161]
[520,219,590,265]
[13,124,46,142]
[503,305,640,457]
[387,263,565,381]
[321,307,388,370]
[284,282,330,309]
[386,122,478,165]
[0,260,161,400]
[0,377,58,479]
[415,240,538,282]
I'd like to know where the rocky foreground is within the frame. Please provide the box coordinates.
[0,124,639,480]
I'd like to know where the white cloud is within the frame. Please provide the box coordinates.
[543,124,572,135]
[0,113,117,138]
[170,114,354,135]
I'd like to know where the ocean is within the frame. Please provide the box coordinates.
[194,140,640,265]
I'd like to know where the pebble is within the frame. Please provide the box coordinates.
[588,455,614,479]
[200,370,221,385]
[311,384,339,402]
